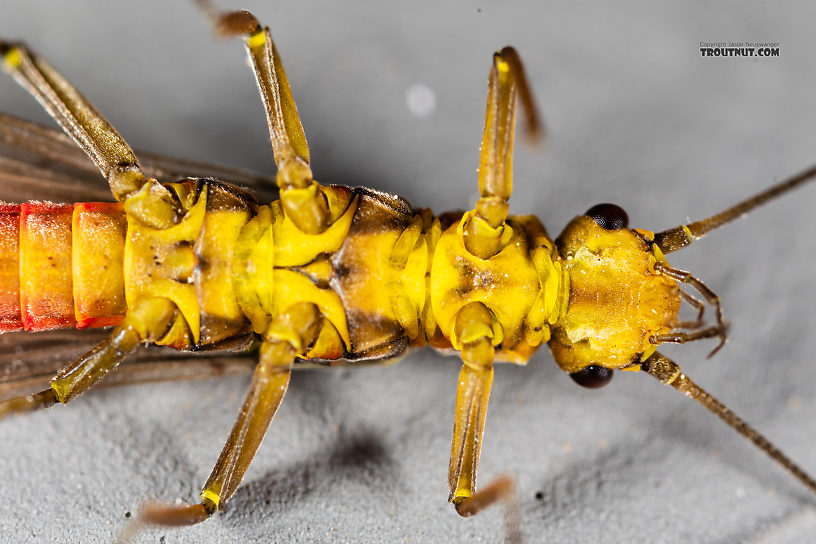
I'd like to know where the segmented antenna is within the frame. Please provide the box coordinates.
[642,352,816,495]
[655,164,816,253]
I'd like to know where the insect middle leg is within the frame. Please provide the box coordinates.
[194,1,348,235]
[0,297,177,419]
[133,302,323,528]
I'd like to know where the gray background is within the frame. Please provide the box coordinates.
[1,1,816,542]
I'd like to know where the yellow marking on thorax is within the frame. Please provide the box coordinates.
[124,184,208,347]
[192,201,254,345]
[431,213,559,363]
[270,189,356,267]
[195,208,250,320]
[235,187,357,352]
[335,223,428,343]
[327,191,438,357]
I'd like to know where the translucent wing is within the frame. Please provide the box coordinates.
[0,111,279,202]
[0,329,256,401]
[0,112,274,400]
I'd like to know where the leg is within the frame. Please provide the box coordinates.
[464,46,542,259]
[131,302,322,528]
[0,41,181,228]
[446,302,519,525]
[0,297,176,419]
[1,41,144,200]
[641,352,816,494]
[194,1,331,234]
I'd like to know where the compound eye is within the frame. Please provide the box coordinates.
[585,203,629,230]
[570,365,614,388]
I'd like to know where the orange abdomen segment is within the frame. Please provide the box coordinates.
[20,202,76,330]
[0,204,22,330]
[0,201,127,332]
[72,202,127,328]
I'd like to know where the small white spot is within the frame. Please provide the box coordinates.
[736,487,746,498]
[405,83,436,118]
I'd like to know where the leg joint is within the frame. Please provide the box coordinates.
[262,302,323,354]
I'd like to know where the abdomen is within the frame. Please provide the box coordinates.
[0,201,126,331]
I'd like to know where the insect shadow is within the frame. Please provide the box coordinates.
[221,426,396,525]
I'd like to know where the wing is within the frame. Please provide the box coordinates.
[0,111,279,202]
[0,329,256,401]
[0,112,275,400]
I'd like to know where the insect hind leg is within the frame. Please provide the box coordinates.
[0,41,146,201]
[0,297,177,420]
[0,40,186,230]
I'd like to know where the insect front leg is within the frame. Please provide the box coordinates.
[464,46,541,259]
[448,302,497,507]
[442,47,543,526]
[130,302,322,530]
[0,297,177,419]
[445,302,520,540]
